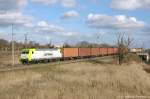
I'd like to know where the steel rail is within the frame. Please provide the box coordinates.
[0,55,115,72]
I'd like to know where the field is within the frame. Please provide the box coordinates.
[0,55,150,99]
[0,51,150,99]
[0,51,20,66]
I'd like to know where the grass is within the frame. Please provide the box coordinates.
[0,58,150,99]
[0,51,20,66]
[0,52,149,99]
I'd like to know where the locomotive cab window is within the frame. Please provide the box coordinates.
[21,51,29,54]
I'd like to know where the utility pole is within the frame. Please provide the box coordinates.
[12,24,14,66]
[50,39,52,48]
[24,33,28,48]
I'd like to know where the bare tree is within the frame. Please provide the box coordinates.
[117,33,133,65]
[63,43,72,48]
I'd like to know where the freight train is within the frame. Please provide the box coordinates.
[20,48,118,64]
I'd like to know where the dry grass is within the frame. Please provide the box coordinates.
[0,59,150,99]
[0,51,20,66]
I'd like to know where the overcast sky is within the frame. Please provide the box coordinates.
[0,0,150,48]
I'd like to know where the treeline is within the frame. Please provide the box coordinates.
[0,39,54,51]
[0,39,116,51]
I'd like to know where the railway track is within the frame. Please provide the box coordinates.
[0,56,115,72]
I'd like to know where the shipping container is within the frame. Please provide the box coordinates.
[107,48,114,55]
[114,48,118,54]
[91,48,99,56]
[78,48,91,57]
[100,48,108,55]
[62,48,79,58]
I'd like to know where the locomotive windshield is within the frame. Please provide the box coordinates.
[21,50,29,54]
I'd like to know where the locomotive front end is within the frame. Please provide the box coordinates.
[20,49,30,63]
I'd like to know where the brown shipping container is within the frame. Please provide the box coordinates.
[91,48,99,56]
[108,48,115,55]
[114,48,118,54]
[111,48,115,54]
[79,48,91,57]
[63,48,79,58]
[100,48,108,55]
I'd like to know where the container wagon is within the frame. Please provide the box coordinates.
[100,48,108,56]
[78,48,91,58]
[62,48,79,59]
[107,48,114,55]
[91,48,100,56]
